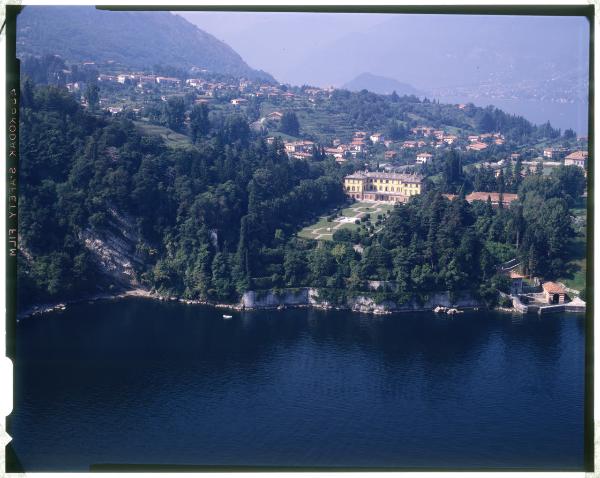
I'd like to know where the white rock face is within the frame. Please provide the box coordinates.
[240,288,482,313]
[241,289,311,308]
[79,209,146,288]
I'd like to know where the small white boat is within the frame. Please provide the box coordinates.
[222,314,233,319]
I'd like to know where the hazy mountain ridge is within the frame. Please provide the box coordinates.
[342,72,423,97]
[16,6,274,81]
[180,12,588,94]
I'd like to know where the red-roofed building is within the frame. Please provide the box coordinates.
[564,150,588,169]
[468,142,488,152]
[542,282,567,304]
[465,192,518,207]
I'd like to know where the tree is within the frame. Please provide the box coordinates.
[163,96,185,132]
[84,82,99,112]
[283,249,308,286]
[550,165,586,204]
[477,110,495,133]
[442,149,463,191]
[211,252,234,301]
[535,161,543,176]
[189,103,210,142]
[280,111,300,136]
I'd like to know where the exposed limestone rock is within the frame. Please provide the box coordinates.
[79,208,147,288]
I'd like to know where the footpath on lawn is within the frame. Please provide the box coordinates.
[298,201,395,241]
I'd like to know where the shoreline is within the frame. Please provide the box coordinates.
[16,287,527,320]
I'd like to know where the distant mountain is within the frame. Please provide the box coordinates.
[16,6,274,81]
[342,72,422,97]
[181,12,588,92]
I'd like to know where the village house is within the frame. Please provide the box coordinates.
[350,138,366,154]
[402,140,417,149]
[543,147,567,159]
[467,142,488,152]
[117,74,135,84]
[564,150,587,169]
[370,133,385,143]
[230,98,248,106]
[542,282,567,304]
[185,78,201,87]
[508,270,525,295]
[137,75,157,88]
[384,150,398,160]
[344,171,424,203]
[156,76,181,86]
[289,151,313,160]
[66,82,83,92]
[465,192,518,207]
[443,135,457,145]
[267,111,283,121]
[97,74,117,82]
[284,140,315,156]
[416,152,432,164]
[324,146,348,162]
[411,126,435,137]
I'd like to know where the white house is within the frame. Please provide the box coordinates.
[564,150,587,169]
[416,152,432,164]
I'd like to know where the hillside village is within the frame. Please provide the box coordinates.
[55,61,589,190]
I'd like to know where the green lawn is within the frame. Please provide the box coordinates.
[298,201,395,241]
[560,258,586,293]
[557,218,587,294]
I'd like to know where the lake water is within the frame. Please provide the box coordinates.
[437,96,589,136]
[9,298,585,471]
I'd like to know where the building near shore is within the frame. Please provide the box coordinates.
[344,171,423,202]
[542,282,567,304]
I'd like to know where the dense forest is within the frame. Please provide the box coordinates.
[18,83,585,311]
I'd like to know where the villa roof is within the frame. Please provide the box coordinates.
[345,171,424,183]
[465,192,518,204]
[542,282,566,294]
[565,150,588,161]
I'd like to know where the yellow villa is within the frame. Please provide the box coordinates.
[344,171,424,203]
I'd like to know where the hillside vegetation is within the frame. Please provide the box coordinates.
[17,6,273,81]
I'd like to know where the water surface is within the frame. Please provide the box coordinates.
[10,298,585,470]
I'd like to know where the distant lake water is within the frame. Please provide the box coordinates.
[437,96,589,136]
[10,298,585,471]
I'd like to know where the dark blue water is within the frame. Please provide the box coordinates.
[10,298,585,471]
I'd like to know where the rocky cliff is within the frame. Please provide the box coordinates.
[241,288,482,314]
[79,208,146,289]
